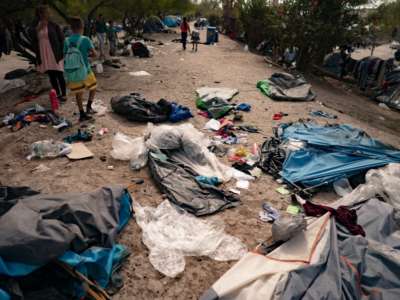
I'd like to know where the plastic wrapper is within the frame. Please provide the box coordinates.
[111,133,148,169]
[27,140,72,160]
[134,200,247,277]
[272,214,307,242]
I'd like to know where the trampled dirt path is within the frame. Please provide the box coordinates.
[1,30,400,299]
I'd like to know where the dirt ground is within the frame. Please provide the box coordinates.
[1,30,400,300]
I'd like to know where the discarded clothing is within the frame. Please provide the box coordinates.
[259,202,280,222]
[201,166,400,300]
[309,110,337,119]
[196,87,238,102]
[196,97,234,119]
[260,122,400,187]
[134,200,247,277]
[257,72,316,101]
[63,129,92,143]
[111,93,192,123]
[303,201,365,236]
[236,103,251,112]
[131,42,150,58]
[195,176,222,186]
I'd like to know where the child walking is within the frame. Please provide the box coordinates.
[191,29,200,52]
[64,17,97,122]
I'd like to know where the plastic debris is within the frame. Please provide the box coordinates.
[309,110,337,119]
[91,99,108,116]
[236,103,251,112]
[286,204,301,215]
[27,140,72,160]
[259,202,280,222]
[110,132,148,170]
[195,176,222,186]
[204,119,221,131]
[276,186,290,195]
[333,178,353,197]
[134,200,247,277]
[272,214,307,242]
[236,180,250,189]
[129,71,151,76]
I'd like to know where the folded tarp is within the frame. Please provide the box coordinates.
[257,72,316,101]
[201,164,400,300]
[111,93,192,123]
[278,122,400,187]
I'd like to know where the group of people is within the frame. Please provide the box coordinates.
[180,17,200,52]
[32,5,98,122]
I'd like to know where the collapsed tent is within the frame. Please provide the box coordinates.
[111,93,192,123]
[143,16,167,33]
[111,123,253,216]
[375,68,400,110]
[0,185,133,299]
[196,87,238,118]
[257,72,316,101]
[259,121,400,187]
[201,164,400,300]
[134,200,246,277]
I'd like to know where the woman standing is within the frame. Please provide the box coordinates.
[31,5,66,102]
[180,17,191,51]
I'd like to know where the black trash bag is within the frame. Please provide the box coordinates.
[148,151,240,216]
[111,93,172,123]
[131,42,150,58]
[0,186,40,216]
[4,69,30,80]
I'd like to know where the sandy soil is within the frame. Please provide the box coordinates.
[1,30,400,300]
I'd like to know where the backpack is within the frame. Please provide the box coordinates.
[64,37,88,83]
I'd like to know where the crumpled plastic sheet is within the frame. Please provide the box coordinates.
[272,214,307,242]
[110,132,148,170]
[196,87,239,102]
[134,200,247,277]
[334,163,400,211]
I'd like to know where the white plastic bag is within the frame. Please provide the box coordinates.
[134,200,247,277]
[111,133,148,170]
[96,63,104,74]
[27,140,72,160]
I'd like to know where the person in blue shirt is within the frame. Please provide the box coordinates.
[64,17,97,122]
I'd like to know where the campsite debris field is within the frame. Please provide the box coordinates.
[1,30,400,299]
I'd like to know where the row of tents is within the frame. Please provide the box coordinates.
[143,15,181,33]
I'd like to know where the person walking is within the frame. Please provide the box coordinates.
[180,17,190,51]
[107,20,118,56]
[95,14,107,60]
[30,5,66,102]
[64,17,97,122]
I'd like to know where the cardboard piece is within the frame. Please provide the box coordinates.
[67,143,94,160]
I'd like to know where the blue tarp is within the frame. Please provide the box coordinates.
[279,122,400,187]
[163,16,179,27]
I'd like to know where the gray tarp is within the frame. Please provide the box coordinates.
[201,164,400,300]
[0,185,129,265]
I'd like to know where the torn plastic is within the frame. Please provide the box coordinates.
[134,200,247,277]
[27,140,72,160]
[335,163,400,210]
[91,99,108,116]
[111,133,148,170]
[272,214,307,242]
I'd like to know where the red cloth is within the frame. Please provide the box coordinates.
[303,202,365,237]
[180,22,190,33]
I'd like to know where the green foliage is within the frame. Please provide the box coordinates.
[370,0,400,34]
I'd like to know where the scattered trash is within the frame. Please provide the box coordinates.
[98,128,109,136]
[237,125,259,133]
[195,176,222,186]
[95,62,104,74]
[244,45,249,52]
[107,165,114,170]
[272,214,307,242]
[273,112,288,120]
[39,124,47,128]
[27,140,72,160]
[379,116,385,121]
[111,133,148,171]
[333,178,353,197]
[257,72,316,101]
[249,167,262,178]
[31,163,50,173]
[378,103,390,110]
[129,71,151,76]
[99,155,107,162]
[236,180,250,189]
[134,200,247,278]
[229,188,241,195]
[49,89,59,113]
[286,204,301,215]
[91,99,108,116]
[132,178,144,184]
[309,110,337,119]
[66,143,94,160]
[259,202,280,222]
[276,186,290,195]
[196,87,239,102]
[63,129,93,143]
[236,103,251,112]
[204,119,221,131]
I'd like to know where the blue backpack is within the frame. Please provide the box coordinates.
[64,37,88,83]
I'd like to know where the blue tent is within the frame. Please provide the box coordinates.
[278,122,400,187]
[163,16,179,27]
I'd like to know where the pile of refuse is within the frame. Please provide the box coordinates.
[111,93,193,123]
[111,123,254,216]
[201,163,400,300]
[0,185,133,299]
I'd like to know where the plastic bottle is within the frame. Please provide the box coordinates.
[49,89,59,112]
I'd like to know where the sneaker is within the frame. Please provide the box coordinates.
[79,113,93,122]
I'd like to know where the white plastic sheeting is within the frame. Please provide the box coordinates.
[134,200,247,277]
[110,132,148,170]
[196,87,239,102]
